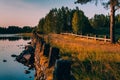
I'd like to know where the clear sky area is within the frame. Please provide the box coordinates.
[0,0,113,27]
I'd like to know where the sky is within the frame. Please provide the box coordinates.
[0,0,110,27]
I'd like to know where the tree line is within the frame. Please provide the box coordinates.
[36,7,93,34]
[75,0,120,43]
[0,26,33,34]
[36,7,120,36]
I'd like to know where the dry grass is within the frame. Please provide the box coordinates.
[19,33,33,37]
[41,33,120,80]
[48,34,120,62]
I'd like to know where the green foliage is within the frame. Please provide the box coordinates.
[37,7,92,34]
[0,26,33,34]
[72,11,80,34]
[115,14,120,28]
[90,14,109,29]
[75,0,120,43]
[72,9,93,34]
[37,18,45,34]
[37,7,73,34]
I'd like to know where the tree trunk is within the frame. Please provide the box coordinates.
[110,4,115,43]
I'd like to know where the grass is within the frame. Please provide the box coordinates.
[19,33,33,37]
[42,33,120,80]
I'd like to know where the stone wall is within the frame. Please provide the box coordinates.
[32,34,73,80]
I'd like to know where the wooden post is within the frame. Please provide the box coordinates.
[87,34,88,39]
[48,47,59,68]
[104,35,107,42]
[53,60,71,80]
[94,35,96,41]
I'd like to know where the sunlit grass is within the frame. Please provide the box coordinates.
[49,34,120,61]
[45,34,120,80]
[37,33,120,79]
[19,33,33,37]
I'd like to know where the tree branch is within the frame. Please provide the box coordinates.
[115,6,120,11]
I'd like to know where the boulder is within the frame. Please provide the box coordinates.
[11,54,18,57]
[3,59,7,62]
[16,45,35,67]
[27,42,31,44]
[24,70,30,74]
[23,54,31,61]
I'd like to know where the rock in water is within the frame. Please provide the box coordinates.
[3,60,7,62]
[27,42,31,44]
[29,76,32,78]
[24,70,30,74]
[16,44,35,68]
[23,54,31,61]
[11,54,18,57]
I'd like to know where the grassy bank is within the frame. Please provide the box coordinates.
[43,34,120,80]
[19,33,33,37]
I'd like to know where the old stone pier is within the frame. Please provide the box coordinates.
[31,33,73,80]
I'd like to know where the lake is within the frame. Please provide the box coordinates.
[0,34,34,80]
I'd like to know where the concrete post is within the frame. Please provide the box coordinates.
[53,60,71,80]
[48,47,59,67]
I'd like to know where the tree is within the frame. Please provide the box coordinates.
[22,26,33,33]
[115,14,120,28]
[36,7,92,34]
[38,7,74,34]
[72,9,92,34]
[72,11,80,34]
[38,18,45,34]
[90,14,109,29]
[75,0,120,43]
[43,10,54,34]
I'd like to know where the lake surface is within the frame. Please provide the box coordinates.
[0,34,34,80]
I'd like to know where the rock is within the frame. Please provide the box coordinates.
[3,59,7,62]
[25,45,35,53]
[16,56,27,64]
[27,42,31,44]
[11,54,18,57]
[23,54,31,61]
[24,70,30,74]
[16,44,35,69]
[29,76,32,78]
[21,58,27,63]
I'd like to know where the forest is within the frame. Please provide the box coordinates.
[36,7,120,38]
[0,26,33,34]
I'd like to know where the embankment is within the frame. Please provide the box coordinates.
[32,33,120,80]
[32,33,72,80]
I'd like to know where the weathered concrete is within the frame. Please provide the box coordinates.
[32,34,73,80]
[33,37,53,80]
[48,47,60,68]
[53,59,71,80]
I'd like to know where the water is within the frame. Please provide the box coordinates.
[0,34,34,80]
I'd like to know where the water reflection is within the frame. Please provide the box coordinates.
[0,34,34,80]
[0,34,31,41]
[0,37,31,41]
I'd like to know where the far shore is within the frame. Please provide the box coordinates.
[0,33,33,37]
[19,33,33,37]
